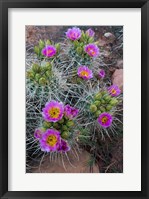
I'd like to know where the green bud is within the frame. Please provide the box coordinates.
[62,125,68,131]
[94,93,102,100]
[110,98,118,106]
[46,39,51,45]
[94,100,101,106]
[101,91,107,96]
[73,40,79,48]
[97,103,102,109]
[53,123,60,129]
[34,46,40,55]
[26,71,34,79]
[106,105,113,111]
[79,37,85,42]
[40,67,46,73]
[61,131,69,139]
[45,70,52,77]
[76,47,82,55]
[100,106,106,112]
[55,43,60,52]
[35,73,41,81]
[39,77,47,85]
[95,110,102,117]
[43,121,52,128]
[88,37,94,43]
[101,99,106,104]
[45,62,52,70]
[81,31,86,40]
[90,104,97,113]
[66,121,75,127]
[32,64,40,73]
[39,39,45,49]
[104,95,111,102]
[58,118,65,124]
[80,42,84,47]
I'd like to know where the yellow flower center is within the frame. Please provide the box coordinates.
[87,48,95,55]
[47,49,53,54]
[80,70,89,77]
[49,107,60,118]
[46,135,57,146]
[71,32,77,38]
[91,51,95,55]
[101,116,108,124]
[111,88,116,94]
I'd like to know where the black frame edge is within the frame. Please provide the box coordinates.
[0,0,147,8]
[0,0,8,199]
[0,0,149,199]
[141,1,148,198]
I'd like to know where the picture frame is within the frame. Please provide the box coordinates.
[0,0,148,198]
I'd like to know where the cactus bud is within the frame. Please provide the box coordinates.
[101,91,107,96]
[45,71,52,77]
[27,71,34,79]
[104,95,111,102]
[81,32,86,40]
[94,101,101,106]
[58,118,65,124]
[76,47,82,55]
[73,40,79,48]
[106,105,113,111]
[62,125,68,131]
[53,123,60,129]
[35,73,41,81]
[88,37,94,43]
[55,43,60,52]
[100,106,106,112]
[61,131,69,139]
[94,93,102,100]
[46,39,51,45]
[66,121,75,127]
[32,64,40,73]
[43,121,52,128]
[80,42,84,47]
[34,46,40,55]
[39,39,45,49]
[45,62,52,70]
[101,99,106,104]
[95,110,102,117]
[110,98,118,106]
[90,104,97,113]
[39,77,47,85]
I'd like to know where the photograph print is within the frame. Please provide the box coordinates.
[26,26,123,173]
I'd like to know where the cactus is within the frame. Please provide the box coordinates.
[26,26,123,172]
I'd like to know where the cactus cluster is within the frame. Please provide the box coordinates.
[34,39,60,59]
[27,62,52,86]
[26,26,123,172]
[90,90,119,117]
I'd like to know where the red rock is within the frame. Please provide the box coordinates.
[104,32,116,43]
[115,59,123,69]
[98,38,107,47]
[30,150,99,173]
[112,69,123,92]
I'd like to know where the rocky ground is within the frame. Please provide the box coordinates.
[31,150,99,173]
[26,26,123,173]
